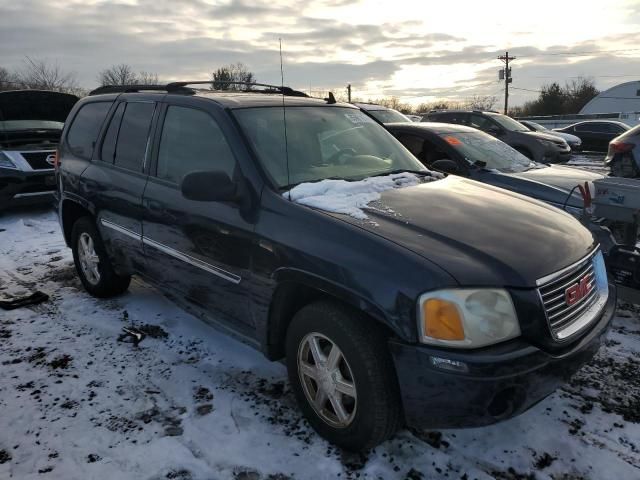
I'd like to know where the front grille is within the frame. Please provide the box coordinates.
[538,250,602,340]
[20,151,55,170]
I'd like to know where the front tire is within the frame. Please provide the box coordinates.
[285,301,402,451]
[71,216,131,298]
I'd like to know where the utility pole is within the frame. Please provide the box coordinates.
[498,51,515,114]
[347,84,352,103]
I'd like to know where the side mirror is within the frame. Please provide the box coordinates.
[430,159,460,175]
[181,171,237,202]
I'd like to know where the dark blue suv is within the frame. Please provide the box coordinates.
[55,83,615,451]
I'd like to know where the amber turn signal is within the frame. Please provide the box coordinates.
[423,299,465,341]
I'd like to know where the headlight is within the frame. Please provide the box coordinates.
[0,151,17,169]
[417,288,520,348]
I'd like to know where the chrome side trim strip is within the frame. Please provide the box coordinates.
[100,219,242,284]
[535,248,599,287]
[142,237,242,285]
[14,191,53,198]
[100,218,142,241]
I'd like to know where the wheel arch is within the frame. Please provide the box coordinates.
[264,268,396,360]
[60,197,94,247]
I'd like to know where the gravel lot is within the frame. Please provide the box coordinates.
[1,192,639,479]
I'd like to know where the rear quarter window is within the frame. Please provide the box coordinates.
[66,101,113,160]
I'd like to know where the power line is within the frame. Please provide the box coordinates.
[532,74,640,78]
[518,48,640,58]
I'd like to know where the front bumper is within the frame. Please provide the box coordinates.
[0,168,56,210]
[544,148,572,163]
[389,284,615,429]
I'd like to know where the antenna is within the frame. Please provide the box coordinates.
[280,38,292,197]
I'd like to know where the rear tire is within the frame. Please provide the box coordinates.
[285,301,403,451]
[71,216,131,298]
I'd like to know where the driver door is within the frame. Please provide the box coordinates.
[141,101,255,336]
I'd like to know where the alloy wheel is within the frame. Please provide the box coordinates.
[78,232,101,285]
[297,332,357,428]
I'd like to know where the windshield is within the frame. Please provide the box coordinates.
[486,113,530,132]
[440,130,540,172]
[526,121,546,132]
[234,106,425,187]
[0,120,64,132]
[367,109,411,124]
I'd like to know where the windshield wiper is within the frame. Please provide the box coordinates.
[368,168,431,178]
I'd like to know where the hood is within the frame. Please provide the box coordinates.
[549,131,581,144]
[327,176,596,288]
[0,90,79,124]
[477,165,604,208]
[521,130,567,144]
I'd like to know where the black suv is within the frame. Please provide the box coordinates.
[424,110,571,163]
[56,83,615,451]
[1,90,78,209]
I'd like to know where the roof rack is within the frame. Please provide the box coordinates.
[89,81,309,97]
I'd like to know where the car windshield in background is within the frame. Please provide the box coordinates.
[526,121,546,131]
[441,131,537,172]
[486,113,530,132]
[0,120,64,132]
[233,106,425,187]
[366,109,411,124]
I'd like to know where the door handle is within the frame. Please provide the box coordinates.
[147,200,164,213]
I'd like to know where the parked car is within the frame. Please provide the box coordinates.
[389,122,640,302]
[554,121,630,152]
[406,114,423,122]
[605,124,640,177]
[0,90,78,209]
[520,120,582,151]
[423,110,571,163]
[354,102,412,124]
[388,122,600,212]
[56,83,614,451]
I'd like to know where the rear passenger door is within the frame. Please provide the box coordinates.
[82,97,158,273]
[141,100,254,336]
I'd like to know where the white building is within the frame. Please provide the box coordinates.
[519,80,640,128]
[579,80,640,124]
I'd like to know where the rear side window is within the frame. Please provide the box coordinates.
[576,123,601,133]
[66,101,113,159]
[156,106,236,183]
[114,102,156,171]
[431,112,468,125]
[100,102,125,163]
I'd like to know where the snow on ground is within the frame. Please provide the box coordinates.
[1,208,640,480]
[285,172,440,220]
[566,152,608,174]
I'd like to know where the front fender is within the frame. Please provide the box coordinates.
[272,267,391,327]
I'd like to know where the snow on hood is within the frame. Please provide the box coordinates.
[284,171,442,220]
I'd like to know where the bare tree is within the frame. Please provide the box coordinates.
[211,63,255,90]
[98,64,138,86]
[15,57,79,93]
[0,66,19,91]
[465,95,498,111]
[137,71,160,85]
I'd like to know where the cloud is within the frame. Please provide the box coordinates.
[0,0,638,106]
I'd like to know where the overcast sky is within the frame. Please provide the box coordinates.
[1,0,639,106]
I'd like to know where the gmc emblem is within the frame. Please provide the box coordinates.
[565,275,593,306]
